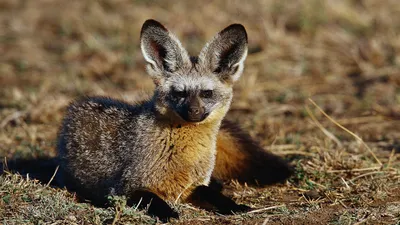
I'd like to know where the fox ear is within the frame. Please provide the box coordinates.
[140,19,190,81]
[199,24,248,83]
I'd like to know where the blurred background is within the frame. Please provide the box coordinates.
[0,1,399,223]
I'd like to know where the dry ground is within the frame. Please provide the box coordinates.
[0,0,399,224]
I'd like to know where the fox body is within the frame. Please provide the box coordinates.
[60,96,224,203]
[57,20,292,220]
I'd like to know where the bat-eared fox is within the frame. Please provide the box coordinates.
[56,19,293,221]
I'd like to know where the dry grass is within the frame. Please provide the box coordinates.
[0,0,399,224]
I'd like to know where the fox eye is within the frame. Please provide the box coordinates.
[172,90,187,98]
[200,90,213,98]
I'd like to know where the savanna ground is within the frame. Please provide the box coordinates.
[0,0,399,224]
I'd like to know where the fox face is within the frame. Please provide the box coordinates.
[140,20,248,123]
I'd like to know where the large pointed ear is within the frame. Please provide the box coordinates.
[140,19,191,81]
[199,24,248,84]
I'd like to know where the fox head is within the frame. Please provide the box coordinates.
[140,19,247,124]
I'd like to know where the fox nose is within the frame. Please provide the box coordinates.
[184,96,206,122]
[188,107,200,115]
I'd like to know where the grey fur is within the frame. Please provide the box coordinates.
[57,19,248,207]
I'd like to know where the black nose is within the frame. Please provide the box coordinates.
[188,107,200,115]
[185,106,205,122]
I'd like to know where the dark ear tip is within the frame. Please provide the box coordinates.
[221,24,248,42]
[141,19,168,34]
[227,24,246,31]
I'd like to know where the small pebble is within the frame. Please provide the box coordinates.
[303,190,321,200]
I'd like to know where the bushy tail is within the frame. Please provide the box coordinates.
[213,120,294,186]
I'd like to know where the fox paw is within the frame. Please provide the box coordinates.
[148,203,179,222]
[217,203,251,215]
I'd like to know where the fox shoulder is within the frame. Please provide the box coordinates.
[213,120,294,186]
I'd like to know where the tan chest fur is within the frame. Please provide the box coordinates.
[142,122,219,202]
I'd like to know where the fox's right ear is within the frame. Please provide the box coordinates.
[140,19,190,83]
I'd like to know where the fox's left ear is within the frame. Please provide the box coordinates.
[199,24,248,83]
